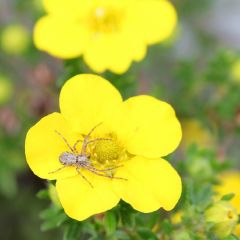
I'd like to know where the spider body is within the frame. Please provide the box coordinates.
[59,152,88,166]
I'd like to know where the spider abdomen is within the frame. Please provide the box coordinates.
[59,152,78,165]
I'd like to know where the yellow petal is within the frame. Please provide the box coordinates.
[25,112,80,180]
[34,16,89,59]
[114,156,182,212]
[43,0,92,18]
[59,74,123,134]
[127,0,177,44]
[84,32,146,74]
[118,95,182,158]
[56,172,120,220]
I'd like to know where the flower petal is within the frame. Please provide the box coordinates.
[56,172,120,221]
[128,0,177,44]
[84,33,146,74]
[118,95,182,158]
[113,156,182,212]
[43,0,92,18]
[60,74,123,134]
[25,112,80,180]
[34,16,89,59]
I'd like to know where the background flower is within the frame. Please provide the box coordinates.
[34,0,177,73]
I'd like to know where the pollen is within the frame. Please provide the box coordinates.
[92,139,123,164]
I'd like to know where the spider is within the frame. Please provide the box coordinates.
[49,123,127,187]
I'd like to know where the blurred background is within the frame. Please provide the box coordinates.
[0,0,240,239]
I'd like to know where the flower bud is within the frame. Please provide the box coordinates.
[187,155,213,179]
[205,201,239,238]
[1,24,29,55]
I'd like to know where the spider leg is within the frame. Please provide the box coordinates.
[85,122,103,141]
[87,138,112,145]
[81,123,103,154]
[48,165,67,174]
[54,130,74,152]
[87,165,124,172]
[83,165,127,181]
[73,139,83,152]
[81,137,112,155]
[76,167,94,188]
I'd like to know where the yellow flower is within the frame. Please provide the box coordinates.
[34,0,177,74]
[215,172,240,236]
[25,74,182,221]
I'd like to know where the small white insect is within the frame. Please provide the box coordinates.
[49,123,126,187]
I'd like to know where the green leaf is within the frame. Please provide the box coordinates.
[137,228,158,240]
[39,206,60,220]
[36,189,49,200]
[104,211,117,236]
[40,211,67,231]
[161,219,173,235]
[221,193,235,201]
[63,222,82,240]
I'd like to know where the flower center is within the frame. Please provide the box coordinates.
[89,6,123,33]
[93,140,121,162]
[90,136,126,168]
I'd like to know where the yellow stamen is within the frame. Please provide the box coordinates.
[92,140,122,163]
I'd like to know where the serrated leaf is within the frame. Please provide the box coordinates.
[63,222,82,240]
